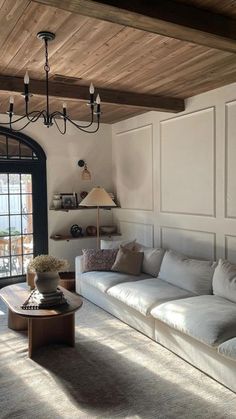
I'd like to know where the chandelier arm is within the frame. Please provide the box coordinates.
[8,118,36,133]
[50,110,95,129]
[25,110,46,123]
[52,116,67,135]
[68,117,100,133]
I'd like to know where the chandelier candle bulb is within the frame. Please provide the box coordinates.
[96,94,101,114]
[24,71,29,100]
[89,82,94,105]
[62,102,67,118]
[24,71,29,84]
[9,96,14,113]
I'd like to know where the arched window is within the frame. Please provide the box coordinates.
[0,127,48,285]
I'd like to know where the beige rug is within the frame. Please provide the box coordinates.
[0,297,236,419]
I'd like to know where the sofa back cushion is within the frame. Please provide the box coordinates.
[213,259,236,303]
[138,246,165,277]
[111,246,144,276]
[158,250,216,295]
[82,249,118,272]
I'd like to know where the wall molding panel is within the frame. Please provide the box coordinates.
[112,123,154,211]
[160,107,216,217]
[160,226,216,260]
[225,101,236,219]
[119,220,154,247]
[112,82,236,262]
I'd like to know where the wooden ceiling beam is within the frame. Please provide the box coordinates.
[0,76,184,113]
[31,0,236,53]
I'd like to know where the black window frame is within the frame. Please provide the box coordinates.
[0,127,48,286]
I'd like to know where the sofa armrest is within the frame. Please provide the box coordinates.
[75,255,84,294]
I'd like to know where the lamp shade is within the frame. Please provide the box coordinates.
[79,187,116,207]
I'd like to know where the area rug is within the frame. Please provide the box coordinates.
[0,297,236,419]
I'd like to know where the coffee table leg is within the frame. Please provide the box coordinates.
[28,313,75,358]
[8,308,28,331]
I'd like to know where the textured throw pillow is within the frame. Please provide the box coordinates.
[101,239,138,250]
[111,246,144,276]
[213,259,236,303]
[82,249,118,273]
[158,250,216,295]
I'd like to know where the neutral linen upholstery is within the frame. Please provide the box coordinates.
[107,278,194,316]
[79,271,150,293]
[218,338,236,361]
[140,247,165,277]
[158,250,216,295]
[213,259,236,303]
[151,295,236,347]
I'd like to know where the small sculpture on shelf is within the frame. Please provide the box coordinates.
[70,224,83,238]
[86,225,97,236]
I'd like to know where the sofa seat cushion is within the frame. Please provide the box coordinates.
[218,338,236,361]
[151,295,236,347]
[158,250,216,295]
[80,271,150,293]
[107,278,194,316]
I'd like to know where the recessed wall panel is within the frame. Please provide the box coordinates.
[120,221,153,247]
[161,227,215,260]
[225,235,236,263]
[226,101,236,218]
[113,125,153,210]
[160,108,215,216]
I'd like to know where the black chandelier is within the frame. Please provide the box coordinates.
[1,31,101,135]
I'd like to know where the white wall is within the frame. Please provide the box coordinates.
[0,115,113,268]
[112,82,236,263]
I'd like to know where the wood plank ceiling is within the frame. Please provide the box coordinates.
[0,0,236,123]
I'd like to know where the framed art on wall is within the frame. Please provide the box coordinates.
[61,193,78,209]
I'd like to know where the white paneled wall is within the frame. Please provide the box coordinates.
[112,82,236,263]
[0,114,113,269]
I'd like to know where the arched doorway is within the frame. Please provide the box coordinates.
[0,127,48,286]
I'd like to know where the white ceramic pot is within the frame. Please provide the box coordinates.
[34,271,60,294]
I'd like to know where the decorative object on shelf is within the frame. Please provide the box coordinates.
[70,224,83,238]
[61,192,78,209]
[28,254,69,294]
[78,160,92,181]
[52,193,62,209]
[80,187,116,248]
[100,225,117,235]
[80,190,88,200]
[86,225,97,236]
[1,31,101,134]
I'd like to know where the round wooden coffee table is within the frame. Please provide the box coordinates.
[0,283,83,358]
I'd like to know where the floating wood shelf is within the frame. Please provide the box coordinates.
[49,206,117,212]
[50,233,121,242]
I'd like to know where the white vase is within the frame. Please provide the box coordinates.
[34,271,60,294]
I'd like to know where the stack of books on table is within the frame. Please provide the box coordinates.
[22,289,68,309]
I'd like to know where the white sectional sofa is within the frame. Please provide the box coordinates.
[75,245,236,393]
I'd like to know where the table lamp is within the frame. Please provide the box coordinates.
[79,186,116,248]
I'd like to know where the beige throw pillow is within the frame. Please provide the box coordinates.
[111,246,144,276]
